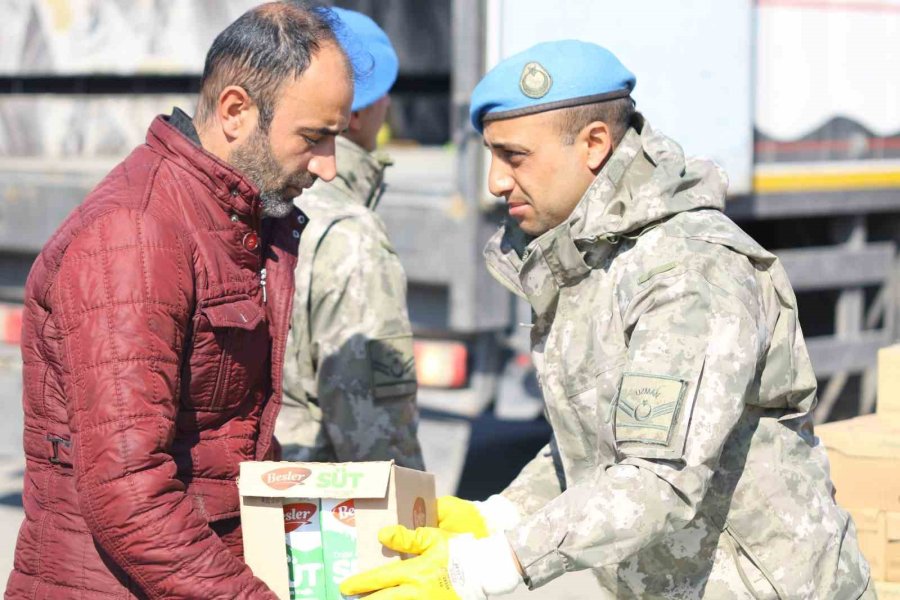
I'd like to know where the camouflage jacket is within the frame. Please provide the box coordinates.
[484,117,870,598]
[278,136,424,470]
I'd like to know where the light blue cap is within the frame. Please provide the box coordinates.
[469,40,636,133]
[331,7,399,112]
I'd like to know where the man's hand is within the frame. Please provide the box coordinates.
[339,525,523,600]
[437,496,490,538]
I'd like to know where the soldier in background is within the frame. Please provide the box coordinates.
[277,7,424,470]
[339,40,873,599]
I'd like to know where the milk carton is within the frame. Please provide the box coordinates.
[283,501,326,599]
[321,499,358,599]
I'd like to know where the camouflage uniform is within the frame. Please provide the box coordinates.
[484,116,872,598]
[278,135,424,470]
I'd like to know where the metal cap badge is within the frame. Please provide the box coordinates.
[519,62,552,98]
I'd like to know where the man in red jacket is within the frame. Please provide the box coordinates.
[6,3,352,599]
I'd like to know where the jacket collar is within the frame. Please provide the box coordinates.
[326,136,392,209]
[145,110,263,221]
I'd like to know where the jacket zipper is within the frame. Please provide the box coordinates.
[258,220,268,304]
[260,267,268,304]
[722,522,785,599]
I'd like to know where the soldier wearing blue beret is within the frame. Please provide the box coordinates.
[278,7,425,473]
[341,39,874,600]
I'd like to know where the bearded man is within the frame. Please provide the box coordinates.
[6,2,352,598]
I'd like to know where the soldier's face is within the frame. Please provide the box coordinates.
[484,111,598,236]
[346,94,391,152]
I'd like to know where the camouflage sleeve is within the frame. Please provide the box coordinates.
[507,265,763,588]
[500,440,565,518]
[307,215,425,470]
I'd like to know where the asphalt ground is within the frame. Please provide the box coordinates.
[0,342,603,597]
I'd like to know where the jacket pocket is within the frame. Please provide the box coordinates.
[183,295,267,412]
[564,358,625,464]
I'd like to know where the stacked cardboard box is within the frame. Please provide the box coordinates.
[849,507,900,583]
[878,580,900,600]
[879,345,900,426]
[817,345,900,586]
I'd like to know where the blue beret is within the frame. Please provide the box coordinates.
[331,7,399,112]
[470,40,636,133]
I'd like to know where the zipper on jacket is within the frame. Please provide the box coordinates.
[722,522,785,599]
[260,268,268,304]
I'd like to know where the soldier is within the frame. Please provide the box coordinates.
[339,40,874,599]
[277,8,424,469]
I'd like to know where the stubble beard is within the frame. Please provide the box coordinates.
[230,125,314,219]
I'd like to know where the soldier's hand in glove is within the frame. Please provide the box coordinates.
[437,496,489,538]
[339,525,522,600]
[437,495,521,538]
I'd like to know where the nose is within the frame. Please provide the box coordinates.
[307,138,338,182]
[487,157,514,198]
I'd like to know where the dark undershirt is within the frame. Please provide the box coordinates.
[167,107,202,147]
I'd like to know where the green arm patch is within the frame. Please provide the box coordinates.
[368,335,417,400]
[637,261,680,285]
[615,372,687,445]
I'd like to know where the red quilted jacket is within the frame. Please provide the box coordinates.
[6,114,304,599]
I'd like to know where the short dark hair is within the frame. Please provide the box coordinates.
[195,1,346,130]
[556,96,635,146]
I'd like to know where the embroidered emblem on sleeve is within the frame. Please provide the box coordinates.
[615,373,687,445]
[368,335,417,399]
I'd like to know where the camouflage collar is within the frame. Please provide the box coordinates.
[570,118,727,244]
[483,116,728,317]
[330,136,392,209]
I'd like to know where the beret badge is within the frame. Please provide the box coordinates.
[519,61,552,99]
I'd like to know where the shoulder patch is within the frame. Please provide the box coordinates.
[368,335,417,399]
[615,372,687,445]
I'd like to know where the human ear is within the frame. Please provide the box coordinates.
[348,110,363,133]
[217,85,256,142]
[584,121,613,171]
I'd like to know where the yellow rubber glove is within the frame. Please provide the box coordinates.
[338,525,459,600]
[437,495,489,538]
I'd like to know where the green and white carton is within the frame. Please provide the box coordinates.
[239,461,437,600]
[321,498,358,598]
[283,500,327,598]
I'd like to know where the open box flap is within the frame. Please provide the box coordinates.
[239,461,393,499]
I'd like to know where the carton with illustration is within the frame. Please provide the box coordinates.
[239,461,436,600]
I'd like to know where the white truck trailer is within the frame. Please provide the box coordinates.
[1,0,898,485]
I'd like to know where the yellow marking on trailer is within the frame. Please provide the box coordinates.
[754,169,900,193]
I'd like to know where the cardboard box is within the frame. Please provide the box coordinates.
[879,345,900,425]
[239,461,436,600]
[877,580,900,600]
[849,508,900,582]
[817,415,900,512]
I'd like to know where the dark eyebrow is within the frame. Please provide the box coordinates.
[300,126,344,137]
[485,140,529,153]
